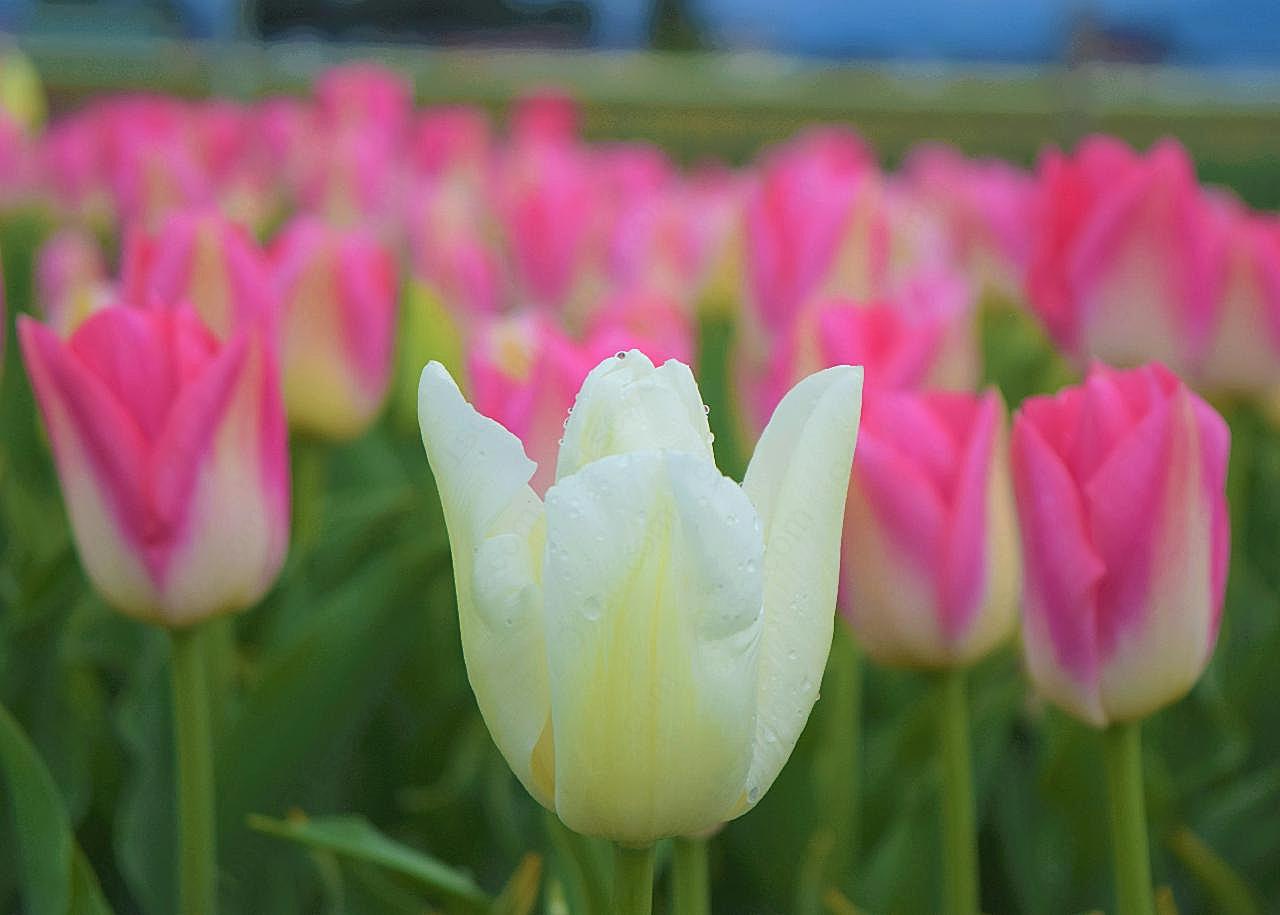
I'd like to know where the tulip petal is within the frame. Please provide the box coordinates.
[19,316,160,617]
[738,364,863,811]
[1090,387,1224,722]
[544,450,763,842]
[155,328,290,625]
[418,362,553,807]
[555,351,714,483]
[1011,414,1107,726]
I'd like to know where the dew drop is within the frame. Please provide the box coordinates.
[583,594,602,621]
[703,404,711,414]
[615,351,627,359]
[747,786,760,804]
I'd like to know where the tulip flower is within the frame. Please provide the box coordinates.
[270,217,398,440]
[508,88,580,146]
[466,313,594,495]
[122,209,274,339]
[1011,362,1229,915]
[1011,362,1229,726]
[841,388,1018,668]
[314,62,412,141]
[409,106,492,182]
[740,270,977,435]
[495,139,603,318]
[418,349,863,883]
[1192,198,1280,395]
[744,127,886,335]
[21,301,290,915]
[19,305,290,626]
[900,144,1033,303]
[35,229,112,336]
[1026,137,1218,375]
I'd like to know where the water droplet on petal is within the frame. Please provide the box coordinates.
[703,404,711,414]
[747,786,760,804]
[616,351,627,359]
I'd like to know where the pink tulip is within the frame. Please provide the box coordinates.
[582,288,695,367]
[121,209,273,339]
[744,127,887,334]
[35,228,112,336]
[741,270,977,433]
[900,144,1034,299]
[1011,363,1229,726]
[467,312,593,495]
[508,89,580,146]
[18,305,289,626]
[1026,137,1218,374]
[409,106,492,181]
[1191,198,1280,394]
[495,140,602,315]
[314,63,412,141]
[270,217,398,439]
[108,120,212,229]
[841,388,1018,667]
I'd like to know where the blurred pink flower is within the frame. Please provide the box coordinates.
[122,209,273,339]
[1011,362,1229,726]
[270,216,399,439]
[19,304,289,626]
[841,388,1018,667]
[35,228,113,336]
[1026,137,1219,375]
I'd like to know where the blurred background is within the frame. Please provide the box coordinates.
[2,1,1280,206]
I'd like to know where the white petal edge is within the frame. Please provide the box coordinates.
[418,361,554,806]
[736,364,864,813]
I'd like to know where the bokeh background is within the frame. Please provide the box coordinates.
[2,3,1280,914]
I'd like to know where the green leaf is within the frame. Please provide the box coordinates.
[0,702,113,915]
[248,813,490,912]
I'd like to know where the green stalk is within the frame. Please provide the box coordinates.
[937,667,978,915]
[1104,721,1155,915]
[672,837,710,915]
[171,624,218,915]
[612,843,655,915]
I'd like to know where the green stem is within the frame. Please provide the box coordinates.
[1104,721,1155,915]
[612,843,655,915]
[672,837,710,915]
[937,667,978,915]
[171,625,218,915]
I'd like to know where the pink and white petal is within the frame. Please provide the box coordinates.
[1096,387,1220,722]
[1011,413,1107,725]
[156,329,290,624]
[18,317,162,618]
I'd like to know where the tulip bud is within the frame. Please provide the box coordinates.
[841,389,1018,668]
[744,127,887,335]
[1192,200,1280,394]
[122,209,273,339]
[467,313,593,495]
[35,228,112,336]
[314,63,412,141]
[1011,363,1229,726]
[900,144,1033,303]
[741,270,977,434]
[270,217,398,440]
[419,350,863,843]
[409,106,492,182]
[19,306,290,626]
[496,140,603,318]
[1027,137,1218,375]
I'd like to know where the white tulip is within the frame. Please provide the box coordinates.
[419,350,862,844]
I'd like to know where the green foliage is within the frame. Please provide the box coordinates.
[3,199,1279,915]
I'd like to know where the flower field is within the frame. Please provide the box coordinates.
[1,49,1279,915]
